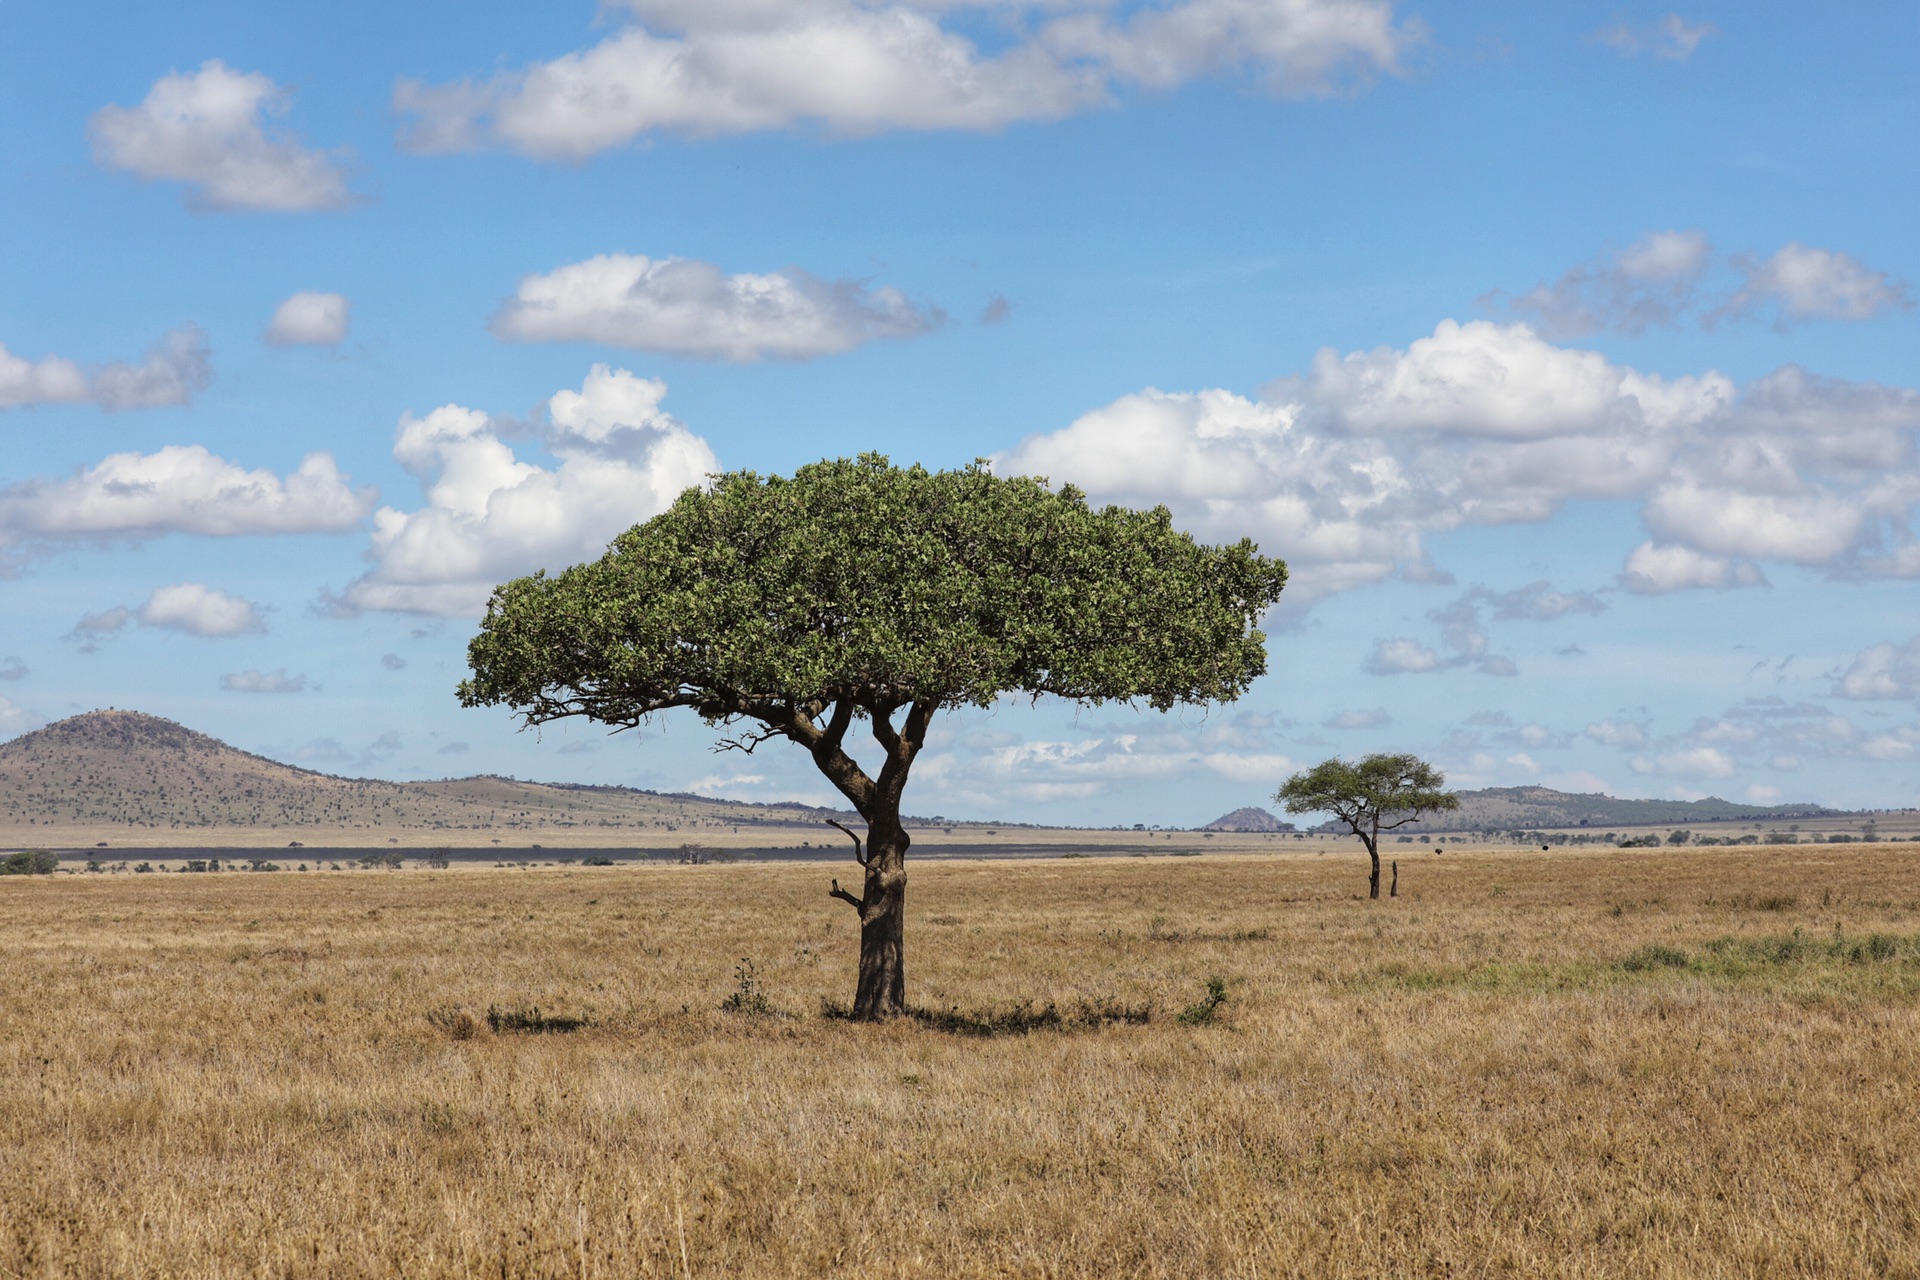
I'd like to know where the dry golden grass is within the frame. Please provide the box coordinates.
[4,846,1920,1278]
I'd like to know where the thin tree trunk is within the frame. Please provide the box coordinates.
[851,810,908,1019]
[1365,832,1381,900]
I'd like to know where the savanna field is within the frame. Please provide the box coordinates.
[4,846,1919,1278]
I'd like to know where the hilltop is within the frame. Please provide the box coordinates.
[0,710,860,842]
[1202,807,1296,833]
[1353,785,1842,834]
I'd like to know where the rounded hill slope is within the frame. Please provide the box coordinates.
[0,710,830,837]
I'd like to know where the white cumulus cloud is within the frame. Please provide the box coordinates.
[137,583,266,636]
[396,0,1420,159]
[1486,229,1712,337]
[338,365,718,616]
[1364,638,1441,675]
[1833,636,1920,701]
[267,292,351,346]
[0,326,211,412]
[90,61,354,212]
[0,344,87,409]
[491,254,941,361]
[1491,234,1908,335]
[1721,244,1912,326]
[1620,542,1767,594]
[0,694,41,737]
[1584,719,1649,750]
[996,318,1920,605]
[0,445,374,570]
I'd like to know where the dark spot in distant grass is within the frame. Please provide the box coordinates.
[1621,944,1690,972]
[823,997,1151,1036]
[486,1005,587,1034]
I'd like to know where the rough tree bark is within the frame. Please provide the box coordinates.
[819,698,932,1019]
[1365,817,1383,900]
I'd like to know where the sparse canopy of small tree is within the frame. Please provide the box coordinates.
[461,454,1288,1018]
[1275,754,1459,899]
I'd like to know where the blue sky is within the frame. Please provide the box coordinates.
[2,1,1916,824]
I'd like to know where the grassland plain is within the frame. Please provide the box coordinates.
[3,847,1919,1278]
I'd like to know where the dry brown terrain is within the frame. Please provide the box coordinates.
[5,845,1920,1277]
[0,710,898,848]
[1,710,1301,854]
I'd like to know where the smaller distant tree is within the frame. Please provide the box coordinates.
[1276,754,1459,899]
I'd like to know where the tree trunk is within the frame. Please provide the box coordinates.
[851,812,908,1019]
[1365,833,1381,900]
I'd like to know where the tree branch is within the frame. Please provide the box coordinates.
[868,700,904,757]
[713,721,785,755]
[825,818,868,867]
[828,879,865,912]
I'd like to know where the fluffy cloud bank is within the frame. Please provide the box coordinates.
[1833,636,1920,701]
[138,583,266,636]
[336,365,718,616]
[91,62,354,212]
[492,254,940,361]
[70,583,267,643]
[912,712,1295,807]
[0,326,211,411]
[1486,231,1910,337]
[996,319,1920,604]
[0,445,373,569]
[397,0,1420,159]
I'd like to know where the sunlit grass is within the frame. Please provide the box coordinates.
[3,845,1918,1276]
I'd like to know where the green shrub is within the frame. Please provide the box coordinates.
[1622,944,1689,972]
[1178,976,1229,1025]
[0,850,59,875]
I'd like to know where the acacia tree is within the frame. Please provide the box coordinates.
[1276,754,1458,899]
[461,454,1288,1019]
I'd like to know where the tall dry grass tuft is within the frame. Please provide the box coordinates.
[3,846,1919,1276]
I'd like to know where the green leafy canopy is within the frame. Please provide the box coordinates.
[1275,753,1460,835]
[459,453,1289,729]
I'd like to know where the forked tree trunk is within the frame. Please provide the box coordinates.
[851,813,909,1020]
[1364,832,1382,900]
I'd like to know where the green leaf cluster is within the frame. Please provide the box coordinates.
[460,453,1288,727]
[1275,753,1460,835]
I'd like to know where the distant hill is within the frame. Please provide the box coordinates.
[1313,785,1841,834]
[1202,807,1295,833]
[0,710,863,838]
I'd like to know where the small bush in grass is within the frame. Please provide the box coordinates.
[721,959,771,1016]
[1622,944,1690,972]
[0,850,59,876]
[1178,976,1230,1025]
[1846,934,1900,964]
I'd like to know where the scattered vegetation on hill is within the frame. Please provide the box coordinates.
[0,709,858,836]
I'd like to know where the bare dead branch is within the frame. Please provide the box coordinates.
[828,880,865,912]
[825,818,868,867]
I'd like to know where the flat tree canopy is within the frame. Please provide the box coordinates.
[462,454,1288,1017]
[1276,754,1459,899]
